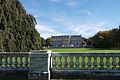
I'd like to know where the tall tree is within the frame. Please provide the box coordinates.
[0,0,42,52]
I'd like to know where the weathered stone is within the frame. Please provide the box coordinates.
[29,50,50,80]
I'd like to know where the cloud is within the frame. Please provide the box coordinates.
[78,10,96,17]
[86,12,93,16]
[48,12,111,38]
[70,21,110,38]
[50,0,79,6]
[35,24,63,39]
[66,0,92,7]
[66,0,79,6]
[51,13,74,27]
[34,15,40,18]
[50,0,62,2]
[35,20,110,39]
[36,25,55,33]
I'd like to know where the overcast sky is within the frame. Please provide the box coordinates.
[19,0,120,39]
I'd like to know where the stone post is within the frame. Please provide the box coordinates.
[28,50,51,80]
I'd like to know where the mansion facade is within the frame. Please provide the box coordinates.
[51,35,83,48]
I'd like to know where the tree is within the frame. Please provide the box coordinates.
[41,37,46,47]
[45,37,52,47]
[89,26,120,49]
[82,41,87,48]
[87,38,94,47]
[0,0,42,52]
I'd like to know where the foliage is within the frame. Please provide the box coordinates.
[0,0,42,52]
[82,40,87,47]
[39,37,52,48]
[45,37,52,47]
[89,26,120,49]
[41,37,46,47]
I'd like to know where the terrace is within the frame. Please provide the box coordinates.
[0,50,119,80]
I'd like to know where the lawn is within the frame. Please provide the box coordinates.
[48,48,120,52]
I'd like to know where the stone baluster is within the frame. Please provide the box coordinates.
[100,56,104,69]
[88,56,92,70]
[76,56,80,69]
[52,56,56,69]
[13,56,18,68]
[18,56,23,68]
[106,56,110,70]
[58,56,62,69]
[69,56,74,69]
[63,56,68,69]
[0,56,2,68]
[3,56,7,68]
[116,56,119,69]
[23,56,28,68]
[93,56,98,70]
[28,57,30,67]
[81,56,85,70]
[8,56,13,69]
[61,56,64,69]
[118,56,120,70]
[112,56,117,70]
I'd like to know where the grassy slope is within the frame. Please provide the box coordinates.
[49,48,120,52]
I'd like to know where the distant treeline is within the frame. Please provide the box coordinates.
[41,37,51,48]
[87,26,120,49]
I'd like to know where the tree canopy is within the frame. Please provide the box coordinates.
[89,26,120,49]
[0,0,42,52]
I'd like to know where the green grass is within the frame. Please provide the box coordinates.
[48,48,120,52]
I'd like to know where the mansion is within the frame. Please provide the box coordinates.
[51,35,83,48]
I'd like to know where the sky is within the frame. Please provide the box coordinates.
[19,0,120,39]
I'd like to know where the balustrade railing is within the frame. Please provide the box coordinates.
[51,52,120,70]
[51,52,120,79]
[0,52,29,70]
[0,51,120,80]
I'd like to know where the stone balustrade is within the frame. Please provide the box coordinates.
[0,52,29,70]
[51,52,120,70]
[0,51,120,79]
[51,52,120,79]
